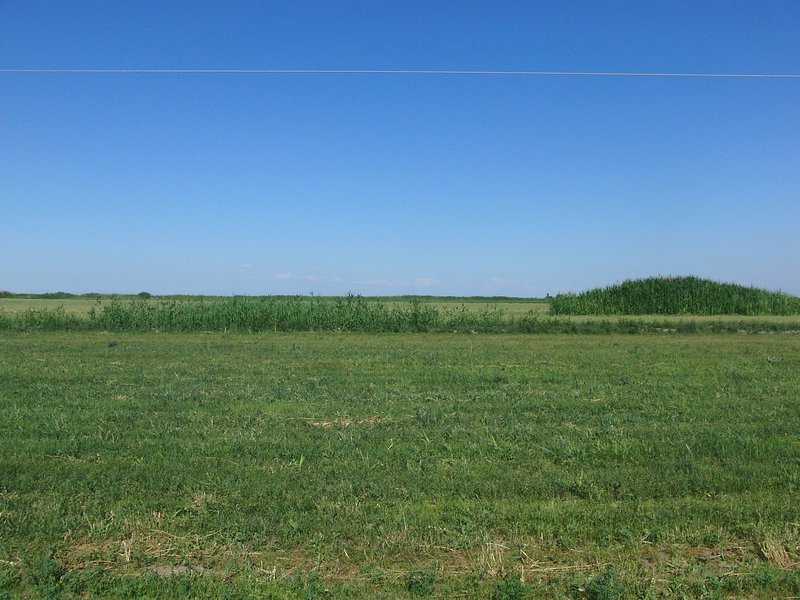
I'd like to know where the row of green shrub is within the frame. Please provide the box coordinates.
[2,295,799,334]
[0,296,505,333]
[550,276,800,316]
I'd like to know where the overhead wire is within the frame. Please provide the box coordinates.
[1,68,799,78]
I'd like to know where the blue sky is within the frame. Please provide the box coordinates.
[2,1,799,296]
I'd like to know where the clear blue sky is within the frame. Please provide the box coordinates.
[2,1,799,296]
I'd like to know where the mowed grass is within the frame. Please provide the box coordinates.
[1,332,799,598]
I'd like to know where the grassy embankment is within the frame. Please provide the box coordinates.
[1,331,799,598]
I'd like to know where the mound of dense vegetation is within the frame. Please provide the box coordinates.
[550,276,800,316]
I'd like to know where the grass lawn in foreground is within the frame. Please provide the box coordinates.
[0,331,798,597]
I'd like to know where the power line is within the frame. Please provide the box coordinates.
[1,68,799,78]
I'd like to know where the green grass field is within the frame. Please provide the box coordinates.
[1,329,799,598]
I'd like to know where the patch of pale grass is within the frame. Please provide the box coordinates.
[308,415,382,429]
[759,537,796,569]
[479,540,507,578]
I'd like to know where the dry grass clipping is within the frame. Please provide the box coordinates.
[479,541,507,578]
[758,538,796,570]
[309,416,382,429]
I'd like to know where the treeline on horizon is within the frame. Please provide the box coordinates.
[2,294,799,335]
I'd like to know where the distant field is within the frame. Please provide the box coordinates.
[1,331,798,597]
[0,297,103,315]
[383,299,550,318]
[4,297,800,332]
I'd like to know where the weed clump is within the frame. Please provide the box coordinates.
[572,568,630,600]
[405,563,439,596]
[493,575,529,599]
